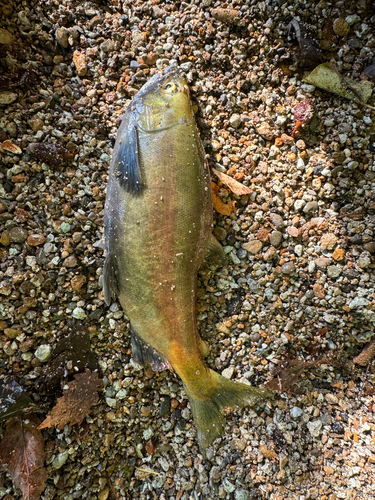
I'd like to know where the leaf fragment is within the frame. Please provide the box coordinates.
[211,182,236,216]
[304,62,374,105]
[212,168,252,196]
[38,370,103,430]
[0,415,48,500]
[353,338,375,366]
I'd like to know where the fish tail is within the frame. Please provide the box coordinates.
[185,369,273,454]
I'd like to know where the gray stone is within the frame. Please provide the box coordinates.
[281,262,295,274]
[358,252,371,269]
[307,420,323,437]
[72,307,87,319]
[270,230,282,247]
[222,478,236,493]
[327,265,341,278]
[349,297,369,309]
[270,213,284,229]
[52,451,69,469]
[304,201,319,215]
[290,407,303,419]
[235,490,249,500]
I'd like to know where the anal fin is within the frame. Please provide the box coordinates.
[131,327,171,372]
[103,253,120,306]
[202,234,227,268]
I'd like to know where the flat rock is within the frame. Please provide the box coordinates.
[243,240,262,254]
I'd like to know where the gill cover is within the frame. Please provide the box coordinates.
[111,66,190,194]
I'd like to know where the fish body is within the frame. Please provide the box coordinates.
[103,67,271,451]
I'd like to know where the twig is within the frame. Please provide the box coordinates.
[105,472,120,500]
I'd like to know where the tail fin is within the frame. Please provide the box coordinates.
[186,369,273,454]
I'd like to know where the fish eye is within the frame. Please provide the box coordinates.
[164,82,176,92]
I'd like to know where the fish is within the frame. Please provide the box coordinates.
[103,66,272,452]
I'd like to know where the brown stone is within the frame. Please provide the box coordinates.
[256,228,269,242]
[256,122,274,141]
[315,257,332,268]
[313,283,325,298]
[73,51,88,76]
[71,275,87,291]
[320,233,338,251]
[243,240,262,255]
[28,117,44,132]
[4,328,22,339]
[27,234,46,246]
[287,226,299,238]
[263,246,277,261]
[63,256,78,268]
[0,231,10,246]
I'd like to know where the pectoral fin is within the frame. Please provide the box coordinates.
[131,327,171,372]
[202,234,227,268]
[113,119,143,194]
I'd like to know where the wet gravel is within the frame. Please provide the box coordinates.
[1,0,375,499]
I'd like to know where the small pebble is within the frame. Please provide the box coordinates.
[270,213,284,229]
[243,240,262,254]
[333,18,350,36]
[269,230,282,247]
[72,307,87,320]
[35,344,51,362]
[281,261,295,274]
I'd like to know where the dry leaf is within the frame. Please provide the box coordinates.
[38,370,103,430]
[211,182,236,216]
[353,338,375,366]
[265,358,329,393]
[287,19,321,68]
[0,415,48,500]
[304,62,374,107]
[212,168,252,196]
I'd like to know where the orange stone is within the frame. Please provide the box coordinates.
[313,283,325,298]
[332,247,345,261]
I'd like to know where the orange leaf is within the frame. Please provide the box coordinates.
[211,182,236,215]
[212,168,252,196]
[38,370,103,430]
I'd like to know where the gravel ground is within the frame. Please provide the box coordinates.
[1,0,375,499]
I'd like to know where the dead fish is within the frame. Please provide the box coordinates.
[103,66,272,452]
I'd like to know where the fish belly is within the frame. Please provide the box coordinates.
[117,119,212,362]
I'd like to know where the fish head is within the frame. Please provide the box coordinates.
[133,66,192,132]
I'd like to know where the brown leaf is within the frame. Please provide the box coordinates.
[211,182,236,216]
[0,415,47,500]
[287,19,321,68]
[38,370,103,430]
[353,338,375,366]
[265,358,329,393]
[212,168,252,196]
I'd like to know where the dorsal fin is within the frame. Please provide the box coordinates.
[113,119,144,194]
